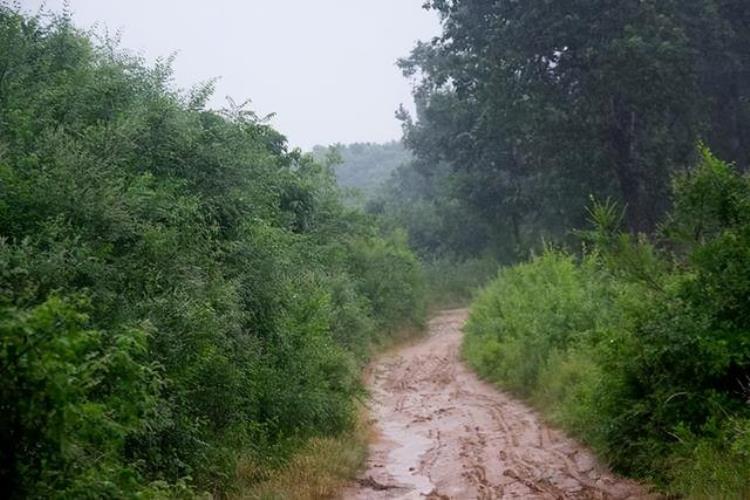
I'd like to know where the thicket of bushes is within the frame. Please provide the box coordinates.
[464,148,750,498]
[422,255,498,309]
[0,7,424,497]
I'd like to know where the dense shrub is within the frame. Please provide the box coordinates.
[0,6,424,497]
[464,251,617,396]
[0,296,158,497]
[345,233,425,332]
[464,149,750,497]
[422,255,498,308]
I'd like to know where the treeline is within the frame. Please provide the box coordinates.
[374,0,750,261]
[0,7,423,498]
[311,141,411,201]
[465,150,750,497]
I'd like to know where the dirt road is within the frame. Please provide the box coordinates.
[344,309,651,499]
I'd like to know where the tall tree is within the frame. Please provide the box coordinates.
[399,0,750,239]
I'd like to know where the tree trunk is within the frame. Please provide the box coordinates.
[608,97,653,234]
[713,78,750,172]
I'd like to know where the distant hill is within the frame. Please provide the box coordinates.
[312,141,412,198]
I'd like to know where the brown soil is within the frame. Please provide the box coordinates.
[343,309,655,499]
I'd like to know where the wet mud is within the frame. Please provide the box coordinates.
[344,309,653,499]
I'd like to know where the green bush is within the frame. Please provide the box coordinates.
[464,251,617,395]
[345,232,426,333]
[464,148,750,497]
[668,417,750,499]
[0,295,159,498]
[0,6,424,497]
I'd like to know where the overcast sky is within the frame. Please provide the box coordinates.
[21,1,440,150]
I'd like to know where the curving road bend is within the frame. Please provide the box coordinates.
[343,309,653,500]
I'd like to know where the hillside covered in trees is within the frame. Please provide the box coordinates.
[311,141,411,200]
[0,7,424,497]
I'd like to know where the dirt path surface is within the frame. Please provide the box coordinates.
[344,309,652,500]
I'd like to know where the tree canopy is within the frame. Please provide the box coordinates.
[387,0,750,256]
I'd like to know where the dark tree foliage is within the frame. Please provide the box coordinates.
[393,0,750,255]
[0,6,424,497]
[368,159,499,259]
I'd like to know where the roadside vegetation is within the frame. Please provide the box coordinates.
[464,149,750,498]
[230,410,369,500]
[0,6,424,497]
[421,256,498,309]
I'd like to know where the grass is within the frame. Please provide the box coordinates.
[229,322,427,500]
[423,256,499,310]
[228,303,464,499]
[230,412,369,500]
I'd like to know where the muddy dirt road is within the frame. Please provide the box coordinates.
[344,309,651,499]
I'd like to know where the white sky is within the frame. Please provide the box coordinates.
[21,0,440,150]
